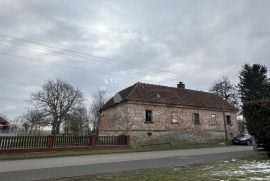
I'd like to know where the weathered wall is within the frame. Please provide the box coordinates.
[99,103,130,135]
[129,131,226,146]
[99,102,239,145]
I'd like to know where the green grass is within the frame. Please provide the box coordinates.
[44,157,270,181]
[0,143,223,160]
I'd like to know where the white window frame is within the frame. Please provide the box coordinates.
[211,114,217,125]
[171,112,178,123]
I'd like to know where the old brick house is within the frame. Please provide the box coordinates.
[99,82,239,140]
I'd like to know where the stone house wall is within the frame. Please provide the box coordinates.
[99,103,130,135]
[99,102,239,144]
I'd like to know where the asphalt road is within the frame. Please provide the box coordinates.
[0,146,254,181]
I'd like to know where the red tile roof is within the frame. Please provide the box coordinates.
[102,82,237,112]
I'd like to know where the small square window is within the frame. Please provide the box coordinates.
[193,113,200,125]
[171,112,178,123]
[226,115,231,125]
[145,110,153,122]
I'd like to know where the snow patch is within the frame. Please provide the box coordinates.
[240,160,270,174]
[211,160,270,178]
[248,177,269,181]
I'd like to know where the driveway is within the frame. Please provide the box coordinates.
[0,146,254,181]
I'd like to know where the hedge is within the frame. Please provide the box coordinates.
[243,100,270,151]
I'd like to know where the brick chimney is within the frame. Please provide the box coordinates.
[177,82,185,89]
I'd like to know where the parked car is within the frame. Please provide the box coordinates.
[232,133,252,146]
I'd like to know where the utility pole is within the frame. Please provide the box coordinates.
[222,99,229,145]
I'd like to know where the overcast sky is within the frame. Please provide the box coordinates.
[0,0,269,120]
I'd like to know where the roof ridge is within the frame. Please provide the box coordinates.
[134,82,215,95]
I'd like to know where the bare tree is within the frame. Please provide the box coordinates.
[210,76,239,109]
[23,109,46,134]
[64,107,89,136]
[22,122,30,133]
[89,90,108,134]
[29,79,85,135]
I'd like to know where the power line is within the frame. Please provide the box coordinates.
[0,37,182,81]
[0,47,193,86]
[0,37,120,66]
[0,33,157,70]
[0,40,171,77]
[0,33,204,85]
[0,51,181,84]
[0,52,123,77]
[0,33,181,76]
[0,36,184,82]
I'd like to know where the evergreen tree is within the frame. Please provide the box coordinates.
[238,64,269,103]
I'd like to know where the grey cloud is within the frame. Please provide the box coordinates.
[0,0,270,119]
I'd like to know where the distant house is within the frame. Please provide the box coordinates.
[0,116,16,136]
[99,82,239,139]
[0,116,9,134]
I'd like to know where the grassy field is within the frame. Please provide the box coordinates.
[0,143,224,160]
[45,157,270,181]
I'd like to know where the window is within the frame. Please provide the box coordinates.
[226,115,231,125]
[211,114,217,125]
[145,110,153,122]
[171,112,178,123]
[193,113,200,125]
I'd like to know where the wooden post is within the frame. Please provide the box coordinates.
[91,134,96,147]
[222,101,229,145]
[251,135,258,156]
[47,135,54,150]
[125,135,130,146]
[88,135,92,147]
